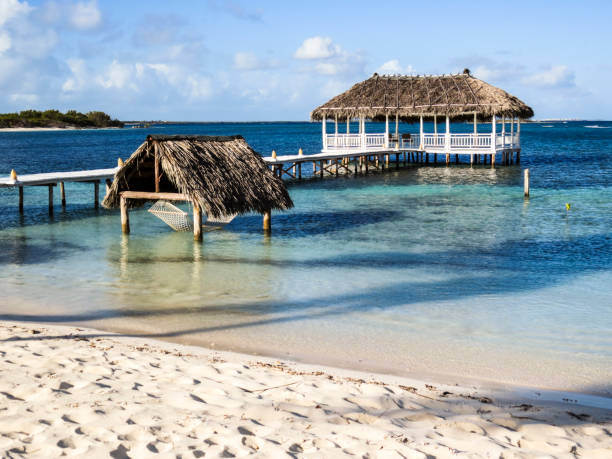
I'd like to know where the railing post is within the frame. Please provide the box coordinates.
[322,116,327,151]
[445,115,450,152]
[491,115,496,154]
[385,114,389,149]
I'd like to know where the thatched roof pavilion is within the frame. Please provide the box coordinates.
[311,71,534,121]
[309,71,533,162]
[103,135,293,238]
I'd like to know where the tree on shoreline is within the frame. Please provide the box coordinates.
[0,110,124,128]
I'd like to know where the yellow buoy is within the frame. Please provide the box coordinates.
[271,150,277,159]
[298,148,303,156]
[565,203,571,211]
[10,169,17,180]
[117,157,124,167]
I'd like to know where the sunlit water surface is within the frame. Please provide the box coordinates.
[1,122,611,396]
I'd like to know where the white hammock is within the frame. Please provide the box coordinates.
[148,200,236,232]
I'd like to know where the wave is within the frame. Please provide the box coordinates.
[584,125,610,129]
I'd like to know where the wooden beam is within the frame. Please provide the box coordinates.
[120,196,130,234]
[48,184,54,216]
[18,186,24,213]
[94,181,99,209]
[120,191,189,201]
[263,210,271,231]
[193,204,202,241]
[60,182,66,207]
[154,148,161,193]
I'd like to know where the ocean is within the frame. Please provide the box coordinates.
[1,121,611,397]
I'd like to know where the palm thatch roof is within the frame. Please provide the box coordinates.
[311,71,534,122]
[103,135,293,217]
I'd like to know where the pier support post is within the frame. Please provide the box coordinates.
[298,162,302,179]
[470,154,474,166]
[263,209,271,232]
[18,186,24,213]
[445,153,450,166]
[48,184,54,216]
[193,204,202,242]
[94,181,99,209]
[120,196,130,234]
[491,153,496,167]
[60,182,66,208]
[455,154,459,164]
[516,151,520,164]
[524,169,530,198]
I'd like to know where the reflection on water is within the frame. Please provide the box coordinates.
[1,122,612,395]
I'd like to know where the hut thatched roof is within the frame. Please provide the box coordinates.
[311,72,534,121]
[103,135,293,217]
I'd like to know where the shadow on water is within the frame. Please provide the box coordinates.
[0,234,85,265]
[2,232,611,326]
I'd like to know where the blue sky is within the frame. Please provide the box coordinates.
[0,0,610,120]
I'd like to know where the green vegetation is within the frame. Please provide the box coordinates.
[0,110,124,128]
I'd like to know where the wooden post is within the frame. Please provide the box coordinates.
[455,154,459,164]
[347,117,350,134]
[60,182,66,207]
[445,115,450,153]
[434,153,437,164]
[94,181,99,209]
[120,195,130,234]
[18,186,23,213]
[395,113,399,150]
[419,115,424,150]
[319,161,324,178]
[48,184,54,216]
[335,114,338,135]
[445,153,450,166]
[263,210,271,231]
[524,169,530,197]
[298,162,302,179]
[470,154,474,166]
[193,204,202,241]
[154,147,160,193]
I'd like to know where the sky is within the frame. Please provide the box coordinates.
[0,0,611,121]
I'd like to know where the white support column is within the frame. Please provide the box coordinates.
[517,118,521,147]
[473,113,478,148]
[360,115,365,149]
[510,116,514,146]
[395,113,399,151]
[445,115,450,152]
[322,116,327,150]
[434,114,437,134]
[491,115,496,153]
[347,117,350,134]
[335,114,338,135]
[385,114,389,148]
[419,115,424,150]
[501,115,506,147]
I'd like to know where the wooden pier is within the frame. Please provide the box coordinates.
[0,167,118,214]
[263,146,520,180]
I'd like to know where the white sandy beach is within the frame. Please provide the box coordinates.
[1,321,611,458]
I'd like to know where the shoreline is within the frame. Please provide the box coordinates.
[0,127,122,132]
[2,320,611,456]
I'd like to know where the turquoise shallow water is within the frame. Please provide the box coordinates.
[0,122,611,395]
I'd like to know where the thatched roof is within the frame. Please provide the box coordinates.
[311,72,534,121]
[103,135,293,217]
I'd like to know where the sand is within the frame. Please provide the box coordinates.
[1,321,611,458]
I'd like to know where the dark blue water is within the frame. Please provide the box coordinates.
[1,121,611,394]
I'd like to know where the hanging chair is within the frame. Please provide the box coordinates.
[148,200,236,232]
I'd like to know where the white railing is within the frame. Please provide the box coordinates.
[324,132,519,152]
[325,133,385,150]
[450,134,492,149]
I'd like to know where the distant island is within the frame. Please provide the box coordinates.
[0,110,124,129]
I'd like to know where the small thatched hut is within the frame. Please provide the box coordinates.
[103,135,293,239]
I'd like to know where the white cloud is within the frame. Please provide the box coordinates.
[376,59,414,75]
[233,51,278,71]
[0,0,31,27]
[294,36,340,60]
[0,30,10,53]
[96,59,134,89]
[70,0,101,30]
[9,92,37,103]
[521,65,575,88]
[62,58,87,92]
